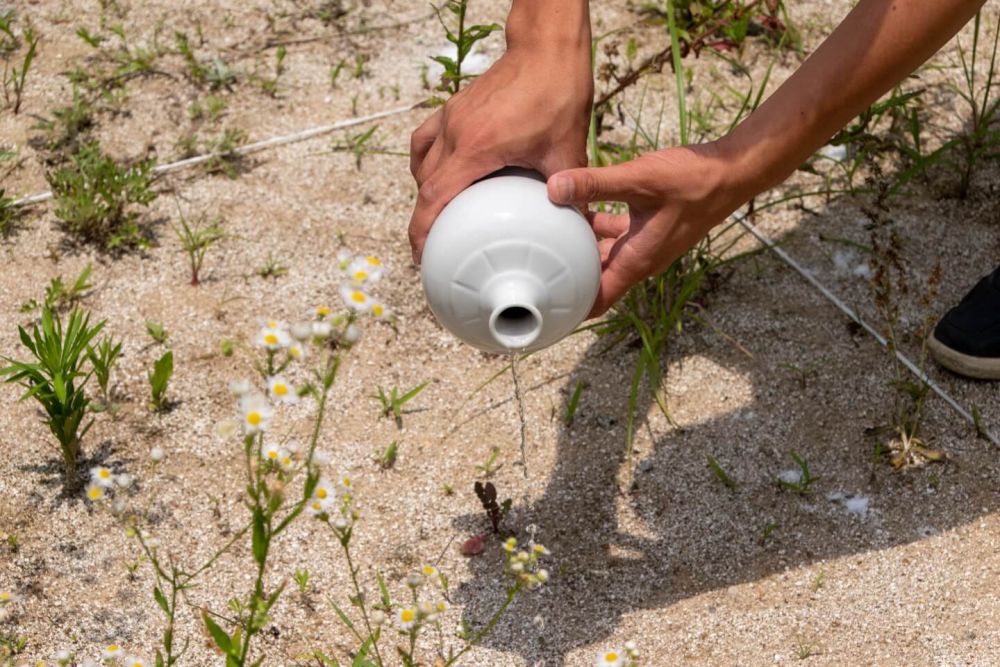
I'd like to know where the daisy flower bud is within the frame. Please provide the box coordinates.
[215,418,239,440]
[343,323,361,344]
[406,573,424,588]
[536,569,550,584]
[115,473,133,488]
[150,446,165,463]
[228,379,251,397]
[312,321,333,338]
[290,321,313,341]
[370,609,385,625]
[503,537,517,553]
[56,649,72,665]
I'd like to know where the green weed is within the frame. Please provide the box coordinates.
[48,142,157,250]
[373,440,398,469]
[0,10,38,114]
[20,263,93,314]
[563,380,585,426]
[173,206,225,286]
[149,350,173,411]
[146,319,168,345]
[778,451,816,495]
[429,0,502,99]
[707,455,737,489]
[372,381,428,426]
[1,309,105,485]
[475,445,503,477]
[87,334,122,408]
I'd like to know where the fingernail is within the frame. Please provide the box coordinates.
[550,175,574,203]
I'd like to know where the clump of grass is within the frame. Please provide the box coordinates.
[372,440,398,469]
[256,254,287,280]
[48,142,157,250]
[1,309,105,486]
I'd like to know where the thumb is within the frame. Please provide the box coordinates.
[547,162,644,207]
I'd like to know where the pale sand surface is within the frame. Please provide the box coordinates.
[1,1,999,665]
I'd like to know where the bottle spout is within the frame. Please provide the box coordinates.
[485,274,544,351]
[489,303,543,351]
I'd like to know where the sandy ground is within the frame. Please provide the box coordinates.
[1,0,1000,665]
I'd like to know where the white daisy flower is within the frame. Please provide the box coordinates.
[150,446,165,463]
[369,301,391,320]
[90,466,115,488]
[267,376,298,404]
[434,600,449,614]
[102,644,124,660]
[339,284,371,312]
[256,327,291,350]
[420,565,442,586]
[287,342,307,362]
[305,499,327,516]
[346,257,384,285]
[85,483,105,501]
[123,656,146,667]
[259,318,287,331]
[228,379,252,397]
[278,450,295,471]
[239,394,273,434]
[0,590,18,605]
[536,568,550,584]
[396,606,418,630]
[312,478,337,507]
[595,649,624,667]
[418,601,435,618]
[262,442,282,463]
[334,472,353,494]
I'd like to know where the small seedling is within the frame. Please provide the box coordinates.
[778,451,817,495]
[442,483,454,496]
[202,127,248,178]
[32,87,94,153]
[563,380,585,425]
[759,522,779,545]
[473,481,510,534]
[146,320,168,345]
[475,445,502,477]
[372,381,427,425]
[706,455,737,489]
[1,309,105,484]
[292,568,310,595]
[5,533,19,553]
[174,206,225,285]
[372,440,398,469]
[87,334,122,408]
[149,350,173,411]
[0,12,38,114]
[48,142,157,250]
[256,254,288,279]
[430,0,502,97]
[329,59,346,87]
[331,125,378,170]
[811,570,826,592]
[254,45,286,97]
[21,263,94,314]
[220,339,234,357]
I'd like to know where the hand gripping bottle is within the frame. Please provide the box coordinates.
[420,169,601,353]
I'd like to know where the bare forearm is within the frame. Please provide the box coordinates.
[505,0,591,54]
[722,0,987,195]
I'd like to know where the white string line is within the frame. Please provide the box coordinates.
[11,101,421,208]
[734,212,999,447]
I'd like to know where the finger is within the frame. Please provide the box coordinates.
[409,109,443,178]
[587,211,630,239]
[415,138,444,185]
[587,235,649,318]
[408,156,502,264]
[547,161,648,207]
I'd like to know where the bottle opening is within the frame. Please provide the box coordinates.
[489,304,542,350]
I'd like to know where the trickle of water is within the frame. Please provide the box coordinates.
[510,351,528,478]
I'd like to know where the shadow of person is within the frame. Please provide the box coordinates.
[449,238,998,664]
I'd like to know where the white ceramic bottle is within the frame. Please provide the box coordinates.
[420,169,601,353]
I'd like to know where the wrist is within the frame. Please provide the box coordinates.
[505,0,591,57]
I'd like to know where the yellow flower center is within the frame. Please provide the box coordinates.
[605,653,618,662]
[372,304,384,317]
[88,487,103,500]
[366,256,381,266]
[98,468,111,479]
[341,477,351,487]
[267,320,279,329]
[316,488,328,499]
[422,566,435,576]
[264,333,279,346]
[311,501,322,511]
[0,591,9,601]
[290,346,303,360]
[317,306,331,316]
[274,383,288,396]
[351,291,366,303]
[401,609,415,623]
[354,271,368,281]
[247,412,262,426]
[267,450,278,460]
[107,645,119,652]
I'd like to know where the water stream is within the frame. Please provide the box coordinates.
[509,352,528,478]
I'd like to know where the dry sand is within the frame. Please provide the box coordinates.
[1,1,999,665]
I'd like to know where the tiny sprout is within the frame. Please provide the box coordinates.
[146,319,168,345]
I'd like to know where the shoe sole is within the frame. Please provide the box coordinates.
[928,332,1000,380]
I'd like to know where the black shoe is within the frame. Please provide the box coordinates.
[928,265,1000,380]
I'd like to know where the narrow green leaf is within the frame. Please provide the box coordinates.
[202,612,233,654]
